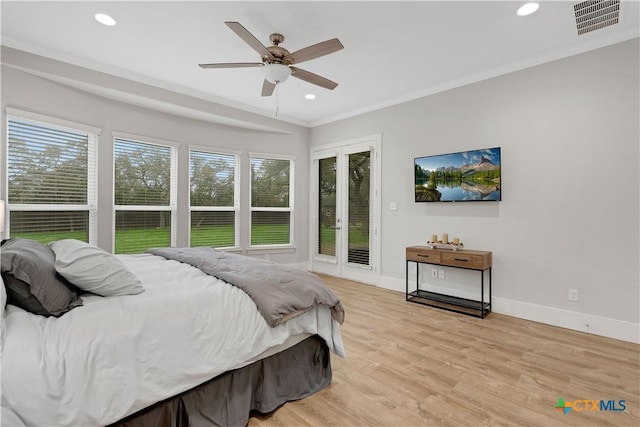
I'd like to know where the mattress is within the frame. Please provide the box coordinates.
[0,253,345,426]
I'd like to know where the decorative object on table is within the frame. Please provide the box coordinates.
[426,233,464,251]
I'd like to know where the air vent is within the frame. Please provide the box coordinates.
[573,0,620,35]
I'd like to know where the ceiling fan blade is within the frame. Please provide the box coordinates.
[284,38,344,65]
[199,62,263,69]
[225,21,274,62]
[261,79,276,97]
[290,66,338,90]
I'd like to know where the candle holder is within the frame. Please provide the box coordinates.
[426,235,464,251]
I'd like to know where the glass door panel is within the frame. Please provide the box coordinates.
[347,151,371,266]
[311,135,379,284]
[318,156,337,257]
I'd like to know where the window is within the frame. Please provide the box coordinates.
[249,154,294,246]
[113,136,177,254]
[6,110,98,244]
[189,148,239,248]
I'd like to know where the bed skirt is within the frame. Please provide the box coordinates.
[109,335,331,427]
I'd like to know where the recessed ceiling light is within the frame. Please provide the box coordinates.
[95,13,116,26]
[305,94,316,100]
[517,2,539,16]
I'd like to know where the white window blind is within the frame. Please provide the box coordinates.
[6,115,97,244]
[347,150,371,266]
[189,149,239,248]
[113,137,177,254]
[318,156,337,257]
[249,155,294,246]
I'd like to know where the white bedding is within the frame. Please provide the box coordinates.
[0,254,345,426]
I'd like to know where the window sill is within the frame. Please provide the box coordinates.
[246,245,297,255]
[216,246,242,253]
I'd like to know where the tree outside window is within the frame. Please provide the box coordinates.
[6,114,97,244]
[113,137,176,254]
[189,149,239,248]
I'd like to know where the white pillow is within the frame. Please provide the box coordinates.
[49,239,144,296]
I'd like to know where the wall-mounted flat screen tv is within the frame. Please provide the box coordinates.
[414,147,501,202]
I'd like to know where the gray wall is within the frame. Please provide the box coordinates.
[310,39,639,331]
[1,60,311,265]
[2,40,638,340]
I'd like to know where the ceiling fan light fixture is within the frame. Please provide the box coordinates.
[262,63,291,84]
[517,2,539,16]
[95,13,117,26]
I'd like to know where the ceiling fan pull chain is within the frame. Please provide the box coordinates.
[275,83,280,118]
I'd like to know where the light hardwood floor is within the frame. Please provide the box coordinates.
[249,275,639,427]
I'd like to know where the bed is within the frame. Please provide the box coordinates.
[0,238,345,426]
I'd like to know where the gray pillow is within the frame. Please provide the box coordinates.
[50,239,144,296]
[0,238,82,317]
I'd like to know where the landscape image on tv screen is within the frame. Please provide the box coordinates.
[414,147,501,202]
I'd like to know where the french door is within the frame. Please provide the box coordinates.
[310,135,380,284]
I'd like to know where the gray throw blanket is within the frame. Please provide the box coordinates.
[147,247,345,327]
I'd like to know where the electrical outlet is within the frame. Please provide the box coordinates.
[438,269,445,279]
[431,269,438,278]
[568,288,579,302]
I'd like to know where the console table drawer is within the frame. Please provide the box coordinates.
[406,248,441,263]
[441,252,491,269]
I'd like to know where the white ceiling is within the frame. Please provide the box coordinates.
[1,1,639,127]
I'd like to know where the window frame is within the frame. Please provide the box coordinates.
[112,132,178,254]
[4,108,99,244]
[248,152,295,251]
[188,145,241,250]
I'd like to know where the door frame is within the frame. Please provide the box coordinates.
[309,134,381,285]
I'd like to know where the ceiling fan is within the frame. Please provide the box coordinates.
[199,21,344,97]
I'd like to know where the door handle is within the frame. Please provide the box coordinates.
[329,226,341,230]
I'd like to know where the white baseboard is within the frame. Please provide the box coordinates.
[378,275,639,344]
[285,261,311,271]
[493,297,639,344]
[377,275,407,293]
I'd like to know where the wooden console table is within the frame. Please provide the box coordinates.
[405,245,492,318]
